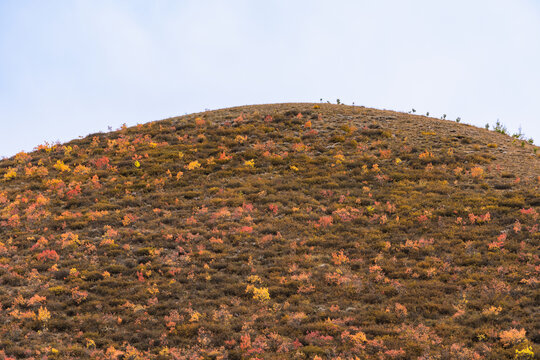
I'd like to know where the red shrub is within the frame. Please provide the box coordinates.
[36,249,59,262]
[94,156,111,170]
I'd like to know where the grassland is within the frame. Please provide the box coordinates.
[0,103,538,359]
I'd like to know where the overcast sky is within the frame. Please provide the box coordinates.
[1,0,539,157]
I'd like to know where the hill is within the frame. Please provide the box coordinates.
[0,103,538,359]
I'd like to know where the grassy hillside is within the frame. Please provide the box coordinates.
[0,103,538,359]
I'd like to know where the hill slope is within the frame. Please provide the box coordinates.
[0,103,539,359]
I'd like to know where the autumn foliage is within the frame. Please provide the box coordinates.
[0,103,538,359]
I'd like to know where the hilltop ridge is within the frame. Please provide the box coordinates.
[0,103,538,359]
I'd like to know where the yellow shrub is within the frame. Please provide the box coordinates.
[235,135,247,143]
[350,331,367,344]
[62,145,72,155]
[3,168,16,180]
[482,305,502,316]
[252,287,270,302]
[73,164,90,175]
[334,154,345,164]
[37,306,51,322]
[247,275,262,283]
[187,160,201,170]
[190,311,201,322]
[515,345,534,359]
[246,285,270,302]
[54,160,71,172]
[86,339,96,349]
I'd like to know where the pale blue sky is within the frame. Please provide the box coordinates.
[1,1,539,157]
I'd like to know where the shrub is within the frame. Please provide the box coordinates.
[186,160,201,170]
[36,249,60,262]
[54,160,71,172]
[3,168,16,180]
[499,328,527,347]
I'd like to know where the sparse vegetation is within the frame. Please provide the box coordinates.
[493,119,508,135]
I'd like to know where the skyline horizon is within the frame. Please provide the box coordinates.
[2,0,539,157]
[1,99,536,159]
